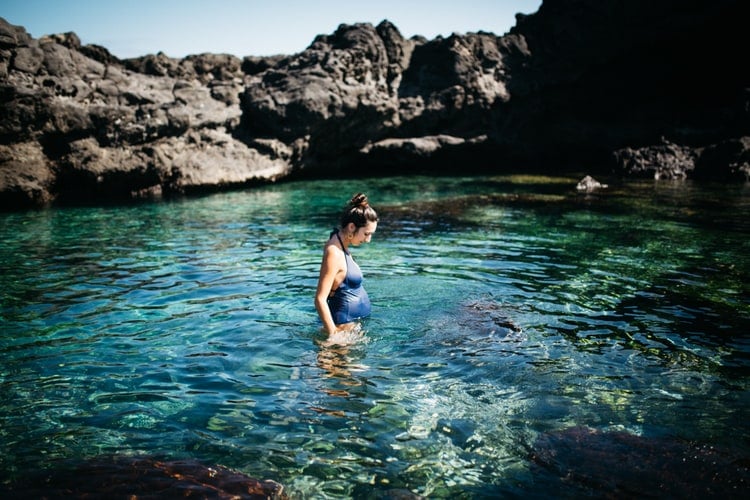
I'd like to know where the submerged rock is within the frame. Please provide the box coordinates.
[461,298,523,338]
[531,426,750,497]
[2,456,288,499]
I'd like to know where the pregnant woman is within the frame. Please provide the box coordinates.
[315,193,379,336]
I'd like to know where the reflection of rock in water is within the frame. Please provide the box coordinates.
[531,426,750,498]
[3,457,287,499]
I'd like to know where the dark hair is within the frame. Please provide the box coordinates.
[340,193,378,228]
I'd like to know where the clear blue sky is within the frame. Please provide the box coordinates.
[2,0,542,58]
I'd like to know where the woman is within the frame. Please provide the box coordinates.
[315,193,378,336]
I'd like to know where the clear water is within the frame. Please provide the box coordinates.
[1,175,749,498]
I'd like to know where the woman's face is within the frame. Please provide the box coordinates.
[350,221,377,246]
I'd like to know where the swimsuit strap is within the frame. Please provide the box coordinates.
[334,229,349,255]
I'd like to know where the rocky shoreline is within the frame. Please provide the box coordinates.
[1,0,748,209]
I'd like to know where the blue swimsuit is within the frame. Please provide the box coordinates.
[327,231,371,324]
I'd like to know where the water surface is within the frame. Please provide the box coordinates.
[1,175,749,498]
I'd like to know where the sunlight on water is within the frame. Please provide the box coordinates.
[1,175,749,497]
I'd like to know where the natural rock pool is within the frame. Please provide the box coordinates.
[2,175,749,498]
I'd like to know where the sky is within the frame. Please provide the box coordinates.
[2,0,542,59]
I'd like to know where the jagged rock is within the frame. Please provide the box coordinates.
[0,141,54,208]
[242,55,285,76]
[0,17,31,48]
[613,141,699,180]
[694,136,750,181]
[240,21,399,144]
[1,0,749,209]
[158,129,292,193]
[0,16,274,207]
[78,43,121,66]
[495,0,749,167]
[54,137,164,200]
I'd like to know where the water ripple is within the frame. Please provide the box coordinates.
[1,177,749,497]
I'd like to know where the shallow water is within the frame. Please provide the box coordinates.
[1,175,749,498]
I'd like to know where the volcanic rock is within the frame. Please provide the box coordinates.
[1,0,748,209]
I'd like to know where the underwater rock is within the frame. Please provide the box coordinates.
[531,426,750,498]
[437,417,480,450]
[2,456,288,499]
[461,298,523,338]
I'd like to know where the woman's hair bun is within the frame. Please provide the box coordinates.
[349,193,368,208]
[340,192,378,227]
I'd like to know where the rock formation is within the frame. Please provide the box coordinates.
[1,0,748,209]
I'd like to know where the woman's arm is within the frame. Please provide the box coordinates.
[315,245,343,335]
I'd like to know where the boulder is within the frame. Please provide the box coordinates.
[576,175,608,192]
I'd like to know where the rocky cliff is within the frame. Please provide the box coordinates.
[1,0,748,209]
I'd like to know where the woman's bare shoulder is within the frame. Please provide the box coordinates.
[322,241,345,261]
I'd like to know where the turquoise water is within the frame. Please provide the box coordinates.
[1,175,749,498]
